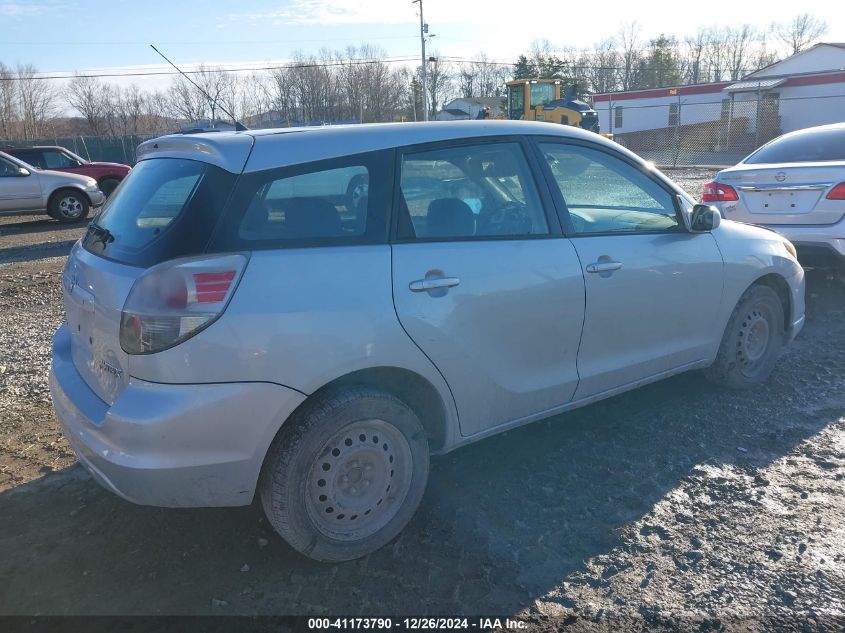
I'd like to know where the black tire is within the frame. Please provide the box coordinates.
[704,284,785,389]
[48,188,90,223]
[260,387,429,562]
[99,178,121,198]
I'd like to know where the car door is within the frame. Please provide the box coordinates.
[0,155,42,211]
[391,138,586,437]
[535,139,724,399]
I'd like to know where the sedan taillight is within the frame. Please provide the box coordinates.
[119,254,248,354]
[825,182,845,200]
[701,181,739,203]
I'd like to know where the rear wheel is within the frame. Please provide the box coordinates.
[260,387,429,562]
[49,189,90,223]
[705,285,785,389]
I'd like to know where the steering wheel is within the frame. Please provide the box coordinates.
[479,202,533,235]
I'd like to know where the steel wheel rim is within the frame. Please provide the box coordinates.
[737,306,773,376]
[59,196,83,218]
[305,418,413,541]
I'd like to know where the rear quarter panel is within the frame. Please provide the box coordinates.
[127,246,461,447]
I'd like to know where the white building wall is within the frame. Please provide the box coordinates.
[778,82,845,132]
[594,91,725,134]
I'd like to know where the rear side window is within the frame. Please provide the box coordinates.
[83,158,236,267]
[211,150,391,250]
[745,128,845,164]
[12,150,44,169]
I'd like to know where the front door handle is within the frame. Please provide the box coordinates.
[585,261,622,274]
[409,277,461,292]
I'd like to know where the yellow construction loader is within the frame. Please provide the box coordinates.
[506,79,603,134]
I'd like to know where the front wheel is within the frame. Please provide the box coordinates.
[705,284,785,389]
[260,387,429,562]
[49,189,90,223]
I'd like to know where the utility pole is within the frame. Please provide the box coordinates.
[412,0,428,121]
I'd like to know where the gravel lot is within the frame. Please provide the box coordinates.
[1,168,844,629]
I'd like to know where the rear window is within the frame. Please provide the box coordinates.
[745,128,845,164]
[83,158,236,267]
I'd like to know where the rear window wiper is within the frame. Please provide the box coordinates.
[88,221,115,245]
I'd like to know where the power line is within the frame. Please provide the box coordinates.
[0,56,423,81]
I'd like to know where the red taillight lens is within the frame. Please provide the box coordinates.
[119,254,248,354]
[194,271,236,303]
[701,181,739,203]
[826,182,845,200]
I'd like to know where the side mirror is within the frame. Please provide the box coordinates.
[17,167,30,177]
[690,204,721,232]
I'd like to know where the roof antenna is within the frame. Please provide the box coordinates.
[149,44,248,132]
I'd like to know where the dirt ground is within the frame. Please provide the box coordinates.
[1,169,844,629]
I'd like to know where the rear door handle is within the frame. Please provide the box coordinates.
[585,261,622,274]
[409,277,461,292]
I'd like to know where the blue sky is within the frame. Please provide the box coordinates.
[1,0,844,85]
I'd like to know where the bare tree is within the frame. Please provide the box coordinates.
[617,22,643,90]
[725,24,757,80]
[776,13,828,55]
[16,64,57,140]
[421,53,454,118]
[703,27,729,82]
[67,74,109,135]
[681,29,709,84]
[0,63,17,139]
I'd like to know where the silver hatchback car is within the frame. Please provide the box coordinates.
[50,122,804,561]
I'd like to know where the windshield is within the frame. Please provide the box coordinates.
[745,127,845,164]
[83,158,236,267]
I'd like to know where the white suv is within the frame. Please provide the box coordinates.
[702,123,845,266]
[50,122,804,561]
[0,150,105,221]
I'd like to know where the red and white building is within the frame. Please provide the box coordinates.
[592,43,845,149]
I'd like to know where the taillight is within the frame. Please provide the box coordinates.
[119,254,248,354]
[701,181,739,203]
[826,182,845,200]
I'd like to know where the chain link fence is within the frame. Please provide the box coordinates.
[601,91,845,167]
[0,134,160,165]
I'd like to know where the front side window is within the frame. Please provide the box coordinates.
[530,83,555,109]
[398,142,549,240]
[540,142,680,235]
[42,150,81,169]
[0,156,19,176]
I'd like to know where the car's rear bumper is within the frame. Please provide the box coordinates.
[49,323,306,507]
